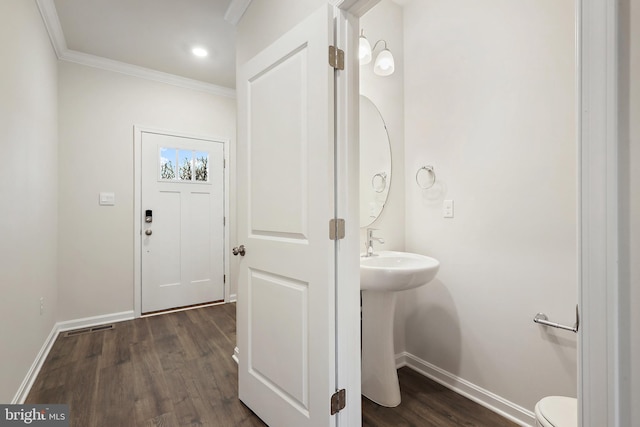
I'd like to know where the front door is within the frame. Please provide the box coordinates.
[236,5,337,427]
[141,131,225,313]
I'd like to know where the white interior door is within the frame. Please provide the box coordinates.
[141,131,225,313]
[236,5,337,427]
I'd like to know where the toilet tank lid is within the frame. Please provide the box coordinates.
[538,396,577,427]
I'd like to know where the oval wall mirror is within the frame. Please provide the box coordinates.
[360,95,392,227]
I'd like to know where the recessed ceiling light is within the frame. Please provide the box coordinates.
[192,47,208,58]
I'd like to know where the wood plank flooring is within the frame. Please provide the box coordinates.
[362,368,517,426]
[26,304,265,427]
[27,303,517,427]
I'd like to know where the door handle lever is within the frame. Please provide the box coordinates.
[232,245,246,256]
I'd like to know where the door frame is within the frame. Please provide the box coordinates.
[133,125,231,318]
[331,3,363,426]
[577,0,622,425]
[333,0,622,425]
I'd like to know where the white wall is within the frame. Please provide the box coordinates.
[0,0,59,403]
[359,0,405,252]
[631,5,640,421]
[359,0,406,352]
[236,0,325,65]
[57,62,236,321]
[400,0,577,413]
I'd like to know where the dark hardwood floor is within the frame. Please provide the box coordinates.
[27,303,517,427]
[362,368,517,426]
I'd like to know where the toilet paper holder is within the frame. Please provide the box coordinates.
[533,305,579,333]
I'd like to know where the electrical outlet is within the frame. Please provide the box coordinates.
[40,297,44,315]
[443,200,454,218]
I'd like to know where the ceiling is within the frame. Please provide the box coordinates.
[45,0,411,93]
[51,0,239,90]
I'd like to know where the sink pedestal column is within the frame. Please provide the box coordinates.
[361,290,401,407]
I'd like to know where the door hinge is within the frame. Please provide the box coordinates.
[223,216,226,226]
[330,389,346,415]
[223,158,226,169]
[329,45,344,70]
[223,274,226,284]
[329,218,345,240]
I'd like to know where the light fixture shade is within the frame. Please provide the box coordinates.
[374,49,395,76]
[359,36,372,64]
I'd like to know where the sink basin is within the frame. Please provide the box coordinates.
[360,251,440,406]
[360,251,440,291]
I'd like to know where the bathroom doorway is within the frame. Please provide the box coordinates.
[354,0,631,426]
[359,2,578,421]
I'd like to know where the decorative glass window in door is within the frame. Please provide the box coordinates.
[178,150,193,181]
[194,151,208,182]
[160,147,210,183]
[160,147,177,180]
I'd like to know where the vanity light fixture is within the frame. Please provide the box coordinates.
[359,30,373,64]
[372,41,394,76]
[359,30,395,76]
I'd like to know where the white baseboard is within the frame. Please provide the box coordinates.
[229,293,237,303]
[56,310,134,332]
[12,324,59,404]
[13,310,135,403]
[15,319,535,427]
[396,351,535,427]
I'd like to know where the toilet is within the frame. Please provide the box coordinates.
[535,396,577,427]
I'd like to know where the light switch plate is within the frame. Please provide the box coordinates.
[443,200,454,218]
[99,192,115,206]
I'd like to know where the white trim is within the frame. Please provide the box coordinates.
[134,126,143,318]
[229,293,237,303]
[578,0,620,425]
[60,50,236,98]
[35,0,235,98]
[35,0,67,58]
[12,311,134,403]
[56,311,135,333]
[332,2,384,426]
[133,125,231,318]
[224,0,253,25]
[396,352,535,427]
[11,324,59,404]
[333,3,374,427]
[223,145,232,304]
[232,346,240,365]
[141,301,226,318]
[330,0,381,17]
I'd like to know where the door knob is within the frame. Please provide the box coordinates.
[145,229,152,236]
[232,245,246,256]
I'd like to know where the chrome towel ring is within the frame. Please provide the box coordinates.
[372,172,387,193]
[416,165,436,189]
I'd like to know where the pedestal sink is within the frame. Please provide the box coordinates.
[361,251,440,407]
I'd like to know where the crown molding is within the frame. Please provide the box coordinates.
[330,0,381,16]
[61,50,236,98]
[35,0,67,57]
[224,0,253,25]
[35,0,236,98]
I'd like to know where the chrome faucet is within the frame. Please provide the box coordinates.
[365,228,384,257]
